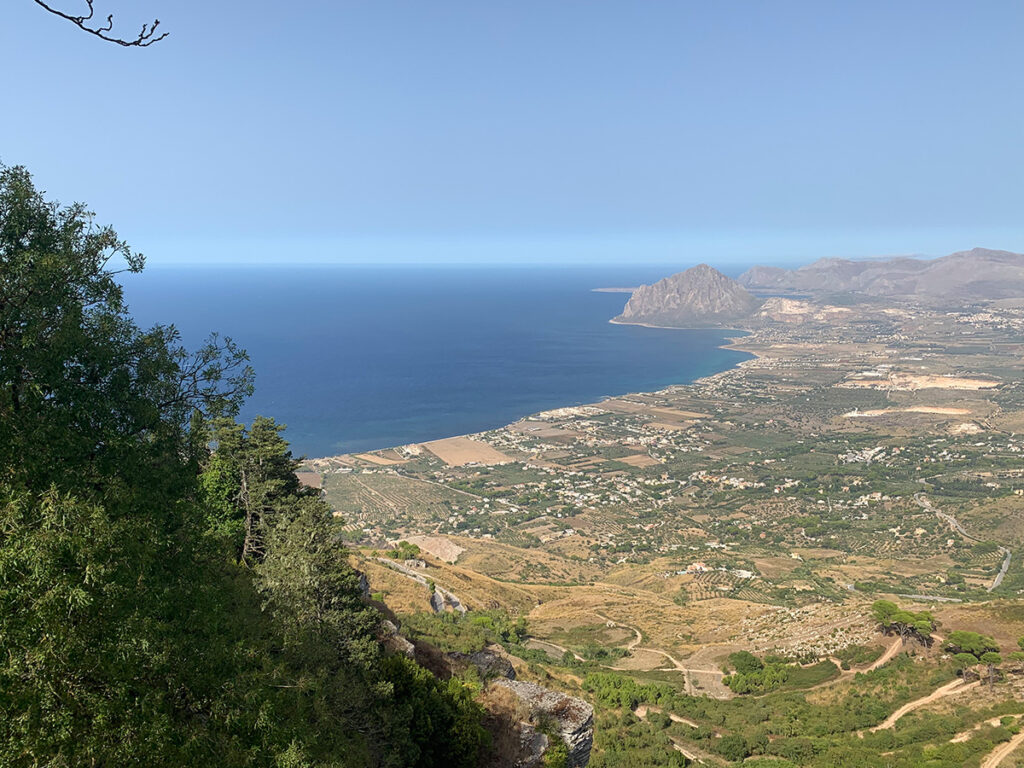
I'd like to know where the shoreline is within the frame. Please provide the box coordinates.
[311,323,763,461]
[609,316,750,333]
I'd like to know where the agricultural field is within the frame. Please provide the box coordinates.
[307,299,1024,764]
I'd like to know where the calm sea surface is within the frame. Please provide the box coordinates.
[124,265,752,457]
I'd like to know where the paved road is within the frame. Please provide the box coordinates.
[915,493,1011,592]
[992,547,1013,591]
[897,593,963,603]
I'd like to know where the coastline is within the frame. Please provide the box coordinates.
[608,316,750,333]
[312,322,762,461]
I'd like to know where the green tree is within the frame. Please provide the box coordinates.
[0,163,487,767]
[199,415,308,562]
[0,161,256,765]
[729,650,765,675]
[716,733,751,762]
[946,630,998,657]
[871,600,934,646]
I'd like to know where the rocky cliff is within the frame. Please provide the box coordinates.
[493,680,594,768]
[614,263,761,327]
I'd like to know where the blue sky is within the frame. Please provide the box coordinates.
[2,1,1023,265]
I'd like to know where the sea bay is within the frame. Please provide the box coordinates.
[124,264,752,457]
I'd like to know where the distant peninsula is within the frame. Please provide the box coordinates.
[614,248,1024,329]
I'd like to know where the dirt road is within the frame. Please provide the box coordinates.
[634,704,699,729]
[632,707,712,764]
[868,636,904,671]
[980,727,1024,768]
[524,638,585,662]
[871,679,979,731]
[596,613,731,699]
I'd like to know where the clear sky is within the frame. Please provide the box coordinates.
[3,1,1023,265]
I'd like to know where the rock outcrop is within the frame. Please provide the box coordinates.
[509,724,549,768]
[379,619,416,658]
[614,263,761,327]
[447,648,517,681]
[493,680,594,768]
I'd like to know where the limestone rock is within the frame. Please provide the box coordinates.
[378,619,416,658]
[615,264,761,327]
[494,680,594,768]
[446,648,517,681]
[511,724,549,768]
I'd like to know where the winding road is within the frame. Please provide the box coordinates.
[866,636,905,672]
[595,613,731,699]
[914,493,1011,592]
[869,678,979,732]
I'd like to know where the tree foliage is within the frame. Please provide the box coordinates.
[871,600,935,646]
[0,163,486,766]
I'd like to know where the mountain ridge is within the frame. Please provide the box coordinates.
[738,247,1024,300]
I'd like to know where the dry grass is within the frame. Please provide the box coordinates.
[423,435,514,466]
[618,453,662,468]
[403,535,465,563]
[357,558,433,614]
[353,452,406,465]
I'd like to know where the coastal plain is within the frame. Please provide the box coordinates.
[306,274,1024,767]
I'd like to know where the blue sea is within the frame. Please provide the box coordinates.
[124,265,752,457]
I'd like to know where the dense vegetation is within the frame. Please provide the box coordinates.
[579,656,1021,767]
[721,651,839,695]
[0,164,487,766]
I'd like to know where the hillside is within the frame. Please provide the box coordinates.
[738,247,1024,301]
[614,264,762,327]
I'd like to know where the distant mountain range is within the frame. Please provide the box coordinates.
[613,263,761,327]
[613,248,1024,328]
[738,247,1024,300]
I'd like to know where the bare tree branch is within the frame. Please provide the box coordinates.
[32,0,168,47]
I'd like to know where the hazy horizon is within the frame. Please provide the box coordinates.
[3,1,1024,266]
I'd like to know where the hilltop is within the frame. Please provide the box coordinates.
[613,263,762,327]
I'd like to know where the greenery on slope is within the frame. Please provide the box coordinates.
[580,657,1021,767]
[0,163,487,767]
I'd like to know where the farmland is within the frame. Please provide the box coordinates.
[305,299,1024,765]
